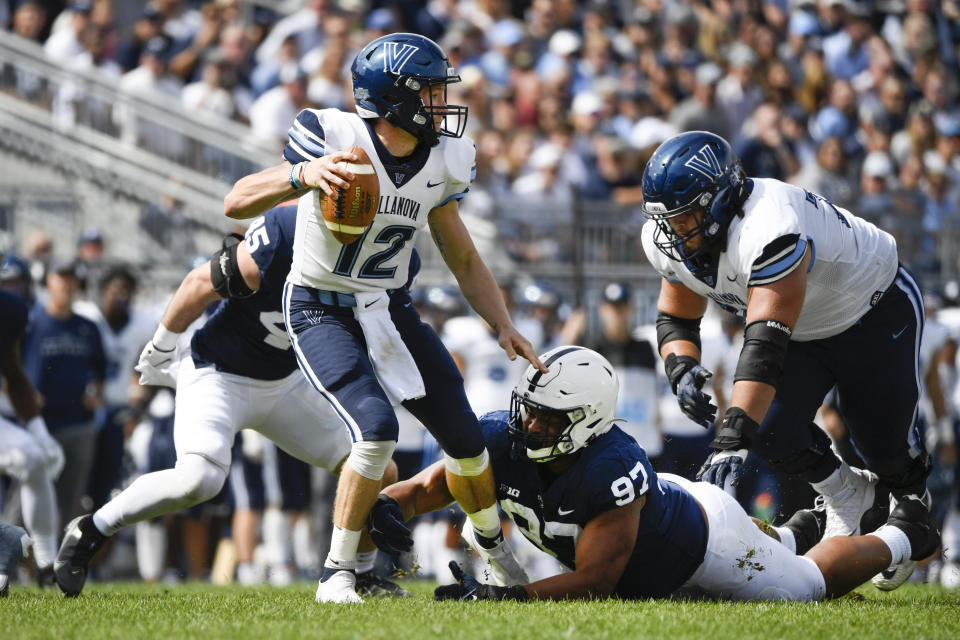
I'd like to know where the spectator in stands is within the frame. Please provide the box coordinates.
[248,61,307,150]
[717,43,764,141]
[155,0,202,53]
[181,49,237,121]
[167,0,226,82]
[792,135,857,208]
[921,151,960,254]
[116,35,184,155]
[115,4,165,72]
[736,102,799,180]
[892,99,937,167]
[21,259,106,527]
[857,151,898,220]
[822,0,872,80]
[669,62,733,143]
[250,33,297,98]
[10,0,47,44]
[479,18,524,90]
[43,0,91,63]
[254,0,331,67]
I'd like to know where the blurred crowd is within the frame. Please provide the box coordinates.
[3,0,960,275]
[2,0,960,588]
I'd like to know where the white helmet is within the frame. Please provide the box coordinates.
[509,346,620,462]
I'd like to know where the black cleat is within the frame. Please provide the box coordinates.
[887,496,939,562]
[37,565,57,588]
[53,515,108,597]
[783,507,827,555]
[858,479,891,536]
[354,570,412,598]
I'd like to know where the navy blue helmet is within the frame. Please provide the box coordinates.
[351,33,467,147]
[641,131,746,261]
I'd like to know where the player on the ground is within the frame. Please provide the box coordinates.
[0,267,64,587]
[222,33,542,603]
[53,206,398,597]
[369,347,940,602]
[638,131,930,588]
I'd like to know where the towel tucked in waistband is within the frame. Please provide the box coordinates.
[352,291,426,405]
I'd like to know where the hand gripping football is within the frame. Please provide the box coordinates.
[318,145,379,244]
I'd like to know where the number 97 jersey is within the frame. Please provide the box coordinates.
[284,108,476,293]
[641,178,899,341]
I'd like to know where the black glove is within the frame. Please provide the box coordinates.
[696,407,760,489]
[665,354,717,428]
[367,494,412,556]
[434,561,528,601]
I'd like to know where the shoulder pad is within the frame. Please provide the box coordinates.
[442,136,477,189]
[315,108,359,151]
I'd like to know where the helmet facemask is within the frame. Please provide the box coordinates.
[646,194,718,262]
[381,72,468,147]
[508,391,590,463]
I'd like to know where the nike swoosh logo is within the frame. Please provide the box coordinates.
[365,300,377,309]
[726,275,737,282]
[558,508,575,516]
[426,179,445,188]
[403,302,412,308]
[892,326,908,339]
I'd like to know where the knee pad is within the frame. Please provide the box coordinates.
[444,449,490,477]
[176,454,227,505]
[346,440,396,480]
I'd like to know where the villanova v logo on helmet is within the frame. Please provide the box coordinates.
[684,144,722,179]
[382,43,419,74]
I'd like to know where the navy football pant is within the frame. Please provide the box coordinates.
[283,283,484,460]
[753,266,928,489]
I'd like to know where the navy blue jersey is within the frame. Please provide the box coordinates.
[191,206,423,381]
[191,206,300,380]
[22,306,106,431]
[0,290,29,356]
[480,412,708,598]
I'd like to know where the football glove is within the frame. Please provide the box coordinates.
[25,417,64,480]
[696,407,760,493]
[367,494,413,556]
[697,449,747,494]
[135,340,178,388]
[434,561,528,601]
[461,522,529,586]
[665,354,716,428]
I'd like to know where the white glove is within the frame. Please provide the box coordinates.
[25,416,64,480]
[461,522,529,586]
[135,328,180,389]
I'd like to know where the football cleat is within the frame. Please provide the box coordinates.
[782,507,827,555]
[818,465,884,539]
[873,492,937,591]
[315,567,363,604]
[54,514,108,597]
[461,524,529,586]
[354,570,412,598]
[0,524,31,598]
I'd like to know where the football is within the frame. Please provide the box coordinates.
[317,145,379,244]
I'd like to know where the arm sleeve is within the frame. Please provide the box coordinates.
[283,109,328,164]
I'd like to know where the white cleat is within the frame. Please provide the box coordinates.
[818,465,881,539]
[461,524,529,586]
[315,569,363,604]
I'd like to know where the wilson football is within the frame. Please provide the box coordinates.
[317,145,379,244]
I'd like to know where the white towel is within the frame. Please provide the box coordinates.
[353,291,426,405]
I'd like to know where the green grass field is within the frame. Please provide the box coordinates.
[4,581,960,640]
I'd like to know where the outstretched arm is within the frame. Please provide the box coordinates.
[428,200,546,373]
[382,461,456,519]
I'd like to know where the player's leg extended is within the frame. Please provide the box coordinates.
[54,358,238,596]
[283,286,398,603]
[0,419,59,577]
[394,305,522,582]
[831,267,931,588]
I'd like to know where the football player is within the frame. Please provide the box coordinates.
[0,524,32,597]
[369,347,940,602]
[0,260,64,587]
[639,131,932,589]
[53,206,399,598]
[223,33,542,603]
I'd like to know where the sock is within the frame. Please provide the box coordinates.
[772,526,796,553]
[869,525,912,568]
[810,464,844,496]
[135,521,166,582]
[262,508,290,567]
[466,505,502,541]
[92,511,113,537]
[292,517,318,571]
[31,533,58,569]
[355,551,376,574]
[325,525,361,570]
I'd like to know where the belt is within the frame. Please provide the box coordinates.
[303,287,408,308]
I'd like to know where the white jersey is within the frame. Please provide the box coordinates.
[74,302,158,407]
[442,315,527,417]
[642,178,898,341]
[285,109,476,293]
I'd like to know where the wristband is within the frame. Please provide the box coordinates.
[152,324,181,352]
[289,162,304,190]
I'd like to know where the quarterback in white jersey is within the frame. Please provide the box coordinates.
[224,33,541,604]
[640,132,933,591]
